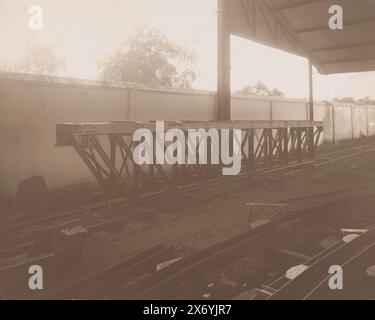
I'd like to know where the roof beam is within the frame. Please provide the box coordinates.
[258,1,277,42]
[240,0,256,36]
[274,0,328,12]
[296,17,375,34]
[318,57,375,65]
[262,1,308,53]
[310,41,375,53]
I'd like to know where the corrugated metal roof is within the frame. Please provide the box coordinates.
[230,0,375,74]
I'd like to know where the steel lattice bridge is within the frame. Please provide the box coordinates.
[56,120,323,198]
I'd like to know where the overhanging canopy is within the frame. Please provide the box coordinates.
[230,0,375,74]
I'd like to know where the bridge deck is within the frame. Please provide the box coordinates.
[56,120,323,145]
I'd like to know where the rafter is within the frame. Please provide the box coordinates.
[318,57,375,65]
[296,17,375,34]
[310,40,375,53]
[273,0,328,12]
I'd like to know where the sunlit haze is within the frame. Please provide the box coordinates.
[0,0,374,100]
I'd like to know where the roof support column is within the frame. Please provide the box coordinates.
[308,60,314,121]
[217,0,231,120]
[308,60,315,157]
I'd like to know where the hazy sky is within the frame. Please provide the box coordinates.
[0,0,374,100]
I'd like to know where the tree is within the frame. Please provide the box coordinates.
[99,25,197,88]
[333,97,356,104]
[270,88,285,97]
[357,97,375,105]
[333,97,375,105]
[237,81,284,97]
[1,45,64,75]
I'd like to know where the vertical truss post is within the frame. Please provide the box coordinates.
[275,128,283,165]
[110,135,117,168]
[297,128,302,162]
[132,140,140,195]
[149,133,156,186]
[109,135,119,189]
[207,134,212,179]
[268,129,273,168]
[308,60,315,157]
[283,128,289,165]
[264,129,269,168]
[248,129,255,175]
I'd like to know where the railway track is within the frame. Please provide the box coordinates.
[35,191,375,300]
[267,228,375,300]
[2,139,375,238]
[1,179,374,265]
[1,199,374,300]
[2,140,375,299]
[126,197,375,300]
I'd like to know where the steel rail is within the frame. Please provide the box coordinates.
[269,226,375,300]
[47,244,174,300]
[2,141,375,237]
[108,198,347,300]
[1,180,374,265]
